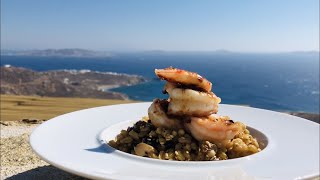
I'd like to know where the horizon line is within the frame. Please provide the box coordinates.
[1,48,319,54]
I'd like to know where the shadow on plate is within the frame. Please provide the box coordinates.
[85,144,115,154]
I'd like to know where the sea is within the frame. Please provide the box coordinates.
[1,52,319,113]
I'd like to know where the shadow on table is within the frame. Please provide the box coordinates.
[6,145,113,180]
[6,165,89,180]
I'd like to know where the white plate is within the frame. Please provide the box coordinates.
[30,103,319,180]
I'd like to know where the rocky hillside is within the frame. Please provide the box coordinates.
[0,66,146,100]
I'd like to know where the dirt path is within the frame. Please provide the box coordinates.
[0,121,87,180]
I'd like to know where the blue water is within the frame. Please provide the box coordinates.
[1,52,319,113]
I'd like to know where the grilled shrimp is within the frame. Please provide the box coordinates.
[164,82,221,116]
[155,67,212,92]
[148,99,183,129]
[184,114,244,143]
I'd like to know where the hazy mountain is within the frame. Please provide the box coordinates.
[0,49,112,57]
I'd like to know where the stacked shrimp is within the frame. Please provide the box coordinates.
[148,67,243,143]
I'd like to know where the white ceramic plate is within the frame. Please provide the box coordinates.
[30,103,319,180]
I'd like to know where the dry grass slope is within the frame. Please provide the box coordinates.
[0,95,134,121]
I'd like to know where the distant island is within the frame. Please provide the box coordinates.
[1,66,146,100]
[2,48,319,58]
[0,48,112,58]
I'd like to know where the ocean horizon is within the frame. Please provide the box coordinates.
[1,52,319,113]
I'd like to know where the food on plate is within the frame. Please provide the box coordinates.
[163,82,220,116]
[155,67,212,92]
[108,67,261,161]
[184,114,243,142]
[148,99,183,129]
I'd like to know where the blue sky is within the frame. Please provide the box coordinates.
[1,0,319,52]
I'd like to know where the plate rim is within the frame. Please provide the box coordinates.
[29,102,320,179]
